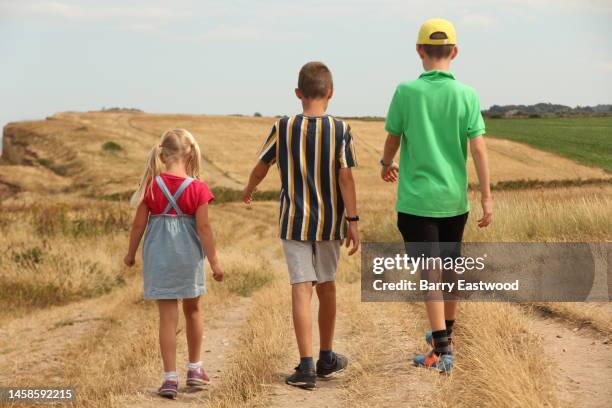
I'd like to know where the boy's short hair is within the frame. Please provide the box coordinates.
[298,61,333,99]
[421,32,455,59]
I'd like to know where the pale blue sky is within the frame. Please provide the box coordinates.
[1,0,611,131]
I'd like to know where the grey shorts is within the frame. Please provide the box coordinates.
[281,240,341,285]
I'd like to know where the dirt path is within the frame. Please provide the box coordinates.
[115,296,252,407]
[529,313,612,407]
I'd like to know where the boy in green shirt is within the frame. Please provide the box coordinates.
[380,18,492,373]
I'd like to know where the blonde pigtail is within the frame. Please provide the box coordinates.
[187,141,202,179]
[130,143,164,207]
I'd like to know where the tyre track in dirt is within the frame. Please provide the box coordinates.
[527,311,612,408]
[0,282,133,385]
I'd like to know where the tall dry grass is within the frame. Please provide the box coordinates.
[362,186,612,242]
[0,201,131,313]
[440,303,557,408]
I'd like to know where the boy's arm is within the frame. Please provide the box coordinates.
[338,168,359,255]
[195,204,224,281]
[469,136,492,228]
[381,133,400,182]
[243,160,272,204]
[124,202,149,266]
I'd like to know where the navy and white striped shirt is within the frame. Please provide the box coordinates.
[259,114,357,241]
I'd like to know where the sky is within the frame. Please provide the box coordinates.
[1,0,611,130]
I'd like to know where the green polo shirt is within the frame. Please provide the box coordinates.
[385,70,485,217]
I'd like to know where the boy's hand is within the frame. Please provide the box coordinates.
[345,222,360,255]
[478,197,493,228]
[123,254,135,267]
[381,163,399,182]
[211,261,224,281]
[243,186,256,204]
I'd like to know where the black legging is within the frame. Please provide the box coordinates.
[397,211,468,260]
[397,212,468,243]
[397,212,469,300]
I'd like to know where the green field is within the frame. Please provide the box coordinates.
[485,116,612,172]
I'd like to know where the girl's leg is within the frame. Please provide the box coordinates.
[182,297,203,364]
[158,299,179,372]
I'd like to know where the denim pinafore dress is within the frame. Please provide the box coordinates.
[142,176,206,299]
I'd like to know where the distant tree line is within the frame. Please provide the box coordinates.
[483,103,612,118]
[99,107,144,113]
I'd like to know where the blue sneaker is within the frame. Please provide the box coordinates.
[425,331,434,347]
[413,351,453,373]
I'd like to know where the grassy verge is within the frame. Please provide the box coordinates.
[531,303,612,336]
[100,187,281,204]
[470,177,612,192]
[486,116,612,171]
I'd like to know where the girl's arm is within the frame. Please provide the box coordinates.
[469,136,493,228]
[124,202,149,266]
[195,204,224,281]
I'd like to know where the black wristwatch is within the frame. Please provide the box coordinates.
[380,159,394,167]
[345,215,360,222]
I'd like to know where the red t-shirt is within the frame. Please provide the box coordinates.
[144,173,214,215]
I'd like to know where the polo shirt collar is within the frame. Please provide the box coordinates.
[419,70,455,80]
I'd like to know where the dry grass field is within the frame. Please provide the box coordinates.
[0,111,610,408]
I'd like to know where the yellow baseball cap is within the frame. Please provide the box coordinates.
[417,18,457,45]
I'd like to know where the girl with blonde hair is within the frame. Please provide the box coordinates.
[124,128,224,399]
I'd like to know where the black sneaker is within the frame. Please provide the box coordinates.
[285,366,316,390]
[316,352,348,379]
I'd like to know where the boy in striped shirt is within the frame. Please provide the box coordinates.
[243,61,359,390]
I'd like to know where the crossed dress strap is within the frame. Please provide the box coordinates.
[155,175,194,216]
